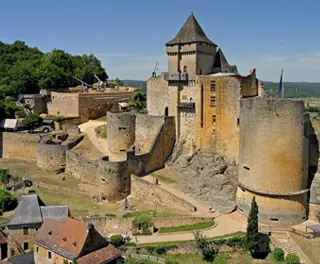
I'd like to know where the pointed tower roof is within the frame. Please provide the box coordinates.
[213,48,230,68]
[166,13,216,46]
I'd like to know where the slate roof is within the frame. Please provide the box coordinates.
[77,244,122,264]
[166,12,216,46]
[7,195,69,227]
[40,206,69,222]
[213,48,230,68]
[4,252,34,264]
[7,195,45,227]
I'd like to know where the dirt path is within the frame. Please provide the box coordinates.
[78,120,123,161]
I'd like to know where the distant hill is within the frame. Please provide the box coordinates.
[264,82,320,98]
[122,79,320,98]
[122,80,146,92]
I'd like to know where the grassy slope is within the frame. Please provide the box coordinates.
[158,222,215,233]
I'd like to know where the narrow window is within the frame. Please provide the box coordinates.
[270,218,279,222]
[36,247,39,253]
[243,166,250,170]
[48,251,52,259]
[238,208,244,213]
[164,107,169,117]
[210,96,216,107]
[23,242,29,250]
[183,65,188,73]
[237,118,240,126]
[23,227,28,235]
[210,80,216,91]
[212,115,216,124]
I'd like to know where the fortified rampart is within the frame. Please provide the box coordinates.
[36,134,84,172]
[106,112,136,153]
[236,97,309,226]
[0,132,40,161]
[47,90,133,119]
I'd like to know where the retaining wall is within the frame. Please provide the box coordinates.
[0,132,40,161]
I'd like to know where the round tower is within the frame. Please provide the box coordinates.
[236,97,309,226]
[106,112,136,153]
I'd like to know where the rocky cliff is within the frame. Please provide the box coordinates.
[167,141,238,213]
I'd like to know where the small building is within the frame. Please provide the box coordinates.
[6,194,69,258]
[2,252,34,264]
[34,217,123,264]
[0,119,23,132]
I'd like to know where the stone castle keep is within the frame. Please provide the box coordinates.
[0,12,319,228]
[147,13,320,226]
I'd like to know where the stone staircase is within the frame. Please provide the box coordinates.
[271,233,312,264]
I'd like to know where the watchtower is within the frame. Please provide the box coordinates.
[165,12,217,81]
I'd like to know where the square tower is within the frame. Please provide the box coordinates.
[165,12,217,81]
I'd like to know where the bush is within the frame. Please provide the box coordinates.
[110,235,124,248]
[0,189,17,212]
[286,253,300,264]
[22,114,43,130]
[273,248,285,261]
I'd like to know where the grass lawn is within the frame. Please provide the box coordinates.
[35,188,117,218]
[141,231,246,246]
[95,115,107,121]
[159,221,215,233]
[151,173,176,183]
[164,252,277,264]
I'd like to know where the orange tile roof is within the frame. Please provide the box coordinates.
[77,244,121,264]
[35,218,64,248]
[57,217,89,256]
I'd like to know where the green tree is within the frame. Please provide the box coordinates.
[110,235,124,248]
[22,114,43,130]
[285,253,300,264]
[0,168,10,186]
[245,196,260,257]
[0,189,17,213]
[114,78,123,86]
[273,248,285,261]
[194,231,217,263]
[129,88,146,110]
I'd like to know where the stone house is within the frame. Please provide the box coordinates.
[34,217,123,264]
[6,194,69,259]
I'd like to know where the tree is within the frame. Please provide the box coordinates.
[110,235,124,248]
[285,253,300,264]
[273,248,285,261]
[0,189,17,213]
[22,114,43,130]
[114,78,123,86]
[194,231,217,263]
[245,196,260,256]
[129,88,146,110]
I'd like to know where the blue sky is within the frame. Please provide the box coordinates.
[1,0,320,82]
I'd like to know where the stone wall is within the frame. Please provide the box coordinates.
[47,92,79,117]
[47,91,132,119]
[7,225,40,258]
[0,132,40,161]
[55,117,88,133]
[135,115,164,154]
[107,112,136,153]
[82,217,131,236]
[36,134,84,172]
[237,98,309,226]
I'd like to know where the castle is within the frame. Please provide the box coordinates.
[0,13,319,229]
[147,12,319,226]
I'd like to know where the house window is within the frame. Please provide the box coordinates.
[212,115,216,124]
[210,96,216,107]
[183,65,188,73]
[23,227,28,235]
[48,251,52,259]
[210,80,216,91]
[36,247,39,253]
[23,242,29,250]
[182,95,187,100]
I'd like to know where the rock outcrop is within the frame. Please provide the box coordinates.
[167,145,238,213]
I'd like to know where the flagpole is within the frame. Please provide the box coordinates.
[282,68,285,98]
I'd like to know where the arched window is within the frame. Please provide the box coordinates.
[164,107,169,117]
[183,66,188,73]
